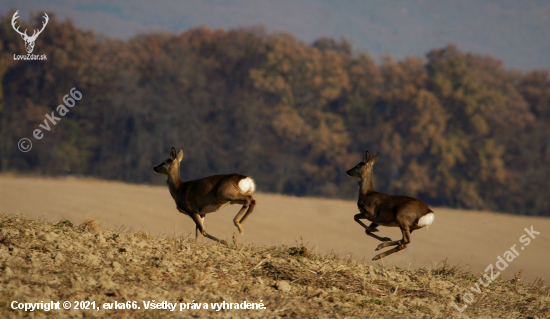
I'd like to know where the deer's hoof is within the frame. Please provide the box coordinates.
[375,243,385,251]
[235,223,244,235]
[372,255,381,261]
[220,240,228,245]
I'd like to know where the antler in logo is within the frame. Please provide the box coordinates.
[11,10,49,54]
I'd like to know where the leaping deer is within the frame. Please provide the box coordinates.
[11,10,49,54]
[347,151,434,260]
[154,148,256,245]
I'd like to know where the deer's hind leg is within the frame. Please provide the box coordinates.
[230,194,256,235]
[373,226,411,260]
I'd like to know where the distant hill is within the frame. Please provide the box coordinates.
[2,0,550,70]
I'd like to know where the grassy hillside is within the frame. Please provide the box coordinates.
[0,214,548,318]
[3,175,550,284]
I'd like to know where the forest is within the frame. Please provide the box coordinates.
[1,11,549,216]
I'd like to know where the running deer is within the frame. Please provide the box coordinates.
[347,151,434,260]
[153,148,256,245]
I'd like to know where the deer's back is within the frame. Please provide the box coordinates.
[183,174,246,197]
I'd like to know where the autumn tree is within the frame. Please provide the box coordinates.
[1,11,548,216]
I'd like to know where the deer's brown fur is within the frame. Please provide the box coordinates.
[347,151,435,260]
[154,148,256,244]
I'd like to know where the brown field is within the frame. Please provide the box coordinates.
[1,174,550,318]
[1,175,548,283]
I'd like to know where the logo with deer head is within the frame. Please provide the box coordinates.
[11,10,49,54]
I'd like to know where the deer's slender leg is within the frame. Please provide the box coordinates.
[177,206,204,241]
[191,213,204,240]
[372,244,407,261]
[354,214,379,232]
[232,204,247,234]
[195,215,205,240]
[238,199,256,224]
[365,231,392,242]
[376,226,410,251]
[354,214,391,242]
[375,239,400,250]
[230,196,256,235]
[374,227,411,260]
[190,212,227,245]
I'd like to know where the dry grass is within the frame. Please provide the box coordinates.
[0,214,549,318]
[78,219,101,233]
[3,175,550,285]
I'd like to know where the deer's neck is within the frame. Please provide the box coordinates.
[166,169,183,200]
[359,171,375,196]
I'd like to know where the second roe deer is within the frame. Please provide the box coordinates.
[154,147,257,245]
[347,151,435,260]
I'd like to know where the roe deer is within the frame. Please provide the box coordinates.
[154,147,256,245]
[347,151,434,260]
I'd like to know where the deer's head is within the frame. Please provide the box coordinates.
[347,151,378,178]
[12,11,49,54]
[153,147,184,176]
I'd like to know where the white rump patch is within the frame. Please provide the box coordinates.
[238,177,256,194]
[418,212,435,227]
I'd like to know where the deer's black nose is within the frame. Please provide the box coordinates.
[346,170,352,176]
[153,167,158,172]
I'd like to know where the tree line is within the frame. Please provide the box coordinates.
[1,11,549,216]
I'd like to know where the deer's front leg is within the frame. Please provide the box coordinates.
[354,213,391,242]
[354,213,378,231]
[189,211,227,245]
[195,214,205,240]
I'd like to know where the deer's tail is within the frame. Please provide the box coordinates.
[238,177,256,194]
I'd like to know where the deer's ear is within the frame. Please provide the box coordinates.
[170,147,177,160]
[371,152,379,164]
[363,151,370,163]
[176,149,184,162]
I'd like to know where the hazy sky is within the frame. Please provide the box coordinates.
[3,0,550,71]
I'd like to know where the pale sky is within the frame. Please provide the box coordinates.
[3,0,550,71]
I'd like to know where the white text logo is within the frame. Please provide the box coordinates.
[11,10,48,60]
